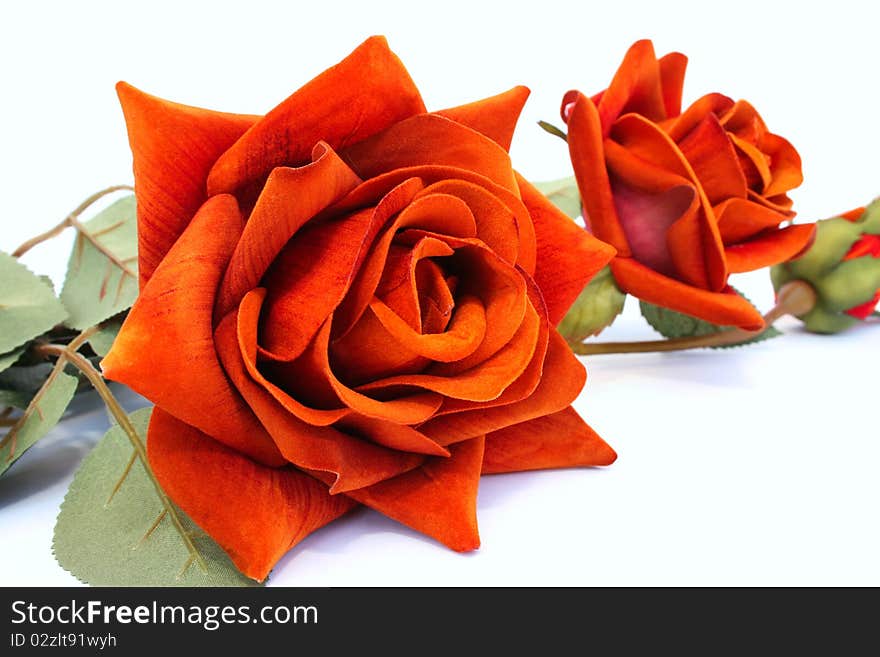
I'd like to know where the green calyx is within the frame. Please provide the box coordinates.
[771,199,880,333]
[558,266,626,343]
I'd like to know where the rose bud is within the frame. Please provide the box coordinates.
[771,200,880,333]
[101,37,618,581]
[561,39,815,330]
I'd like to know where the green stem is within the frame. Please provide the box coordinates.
[33,343,206,572]
[11,185,134,258]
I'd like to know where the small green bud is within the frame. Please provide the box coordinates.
[771,199,880,333]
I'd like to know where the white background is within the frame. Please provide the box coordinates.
[0,0,878,585]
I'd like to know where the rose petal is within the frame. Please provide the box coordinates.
[344,436,485,552]
[336,414,449,457]
[596,39,667,133]
[342,113,519,193]
[658,51,688,117]
[215,143,362,319]
[610,257,764,330]
[101,195,284,466]
[416,179,519,265]
[147,408,356,582]
[517,174,616,324]
[259,206,378,361]
[359,299,540,402]
[207,36,426,195]
[214,306,425,493]
[676,113,748,204]
[609,115,728,291]
[715,197,791,243]
[725,223,816,273]
[418,328,583,446]
[327,166,538,275]
[482,406,616,474]
[564,91,631,253]
[370,294,487,363]
[665,93,734,142]
[760,132,803,198]
[434,85,530,151]
[116,82,257,286]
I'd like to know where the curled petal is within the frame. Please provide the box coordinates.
[725,223,816,273]
[595,39,667,133]
[215,296,426,492]
[419,329,584,446]
[215,143,362,319]
[564,91,630,253]
[147,408,356,582]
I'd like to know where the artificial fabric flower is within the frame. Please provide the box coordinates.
[562,39,815,329]
[102,36,617,580]
[772,200,880,333]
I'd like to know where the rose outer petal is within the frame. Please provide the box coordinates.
[482,406,617,474]
[342,436,485,552]
[610,257,765,330]
[115,82,257,287]
[101,195,285,466]
[433,85,530,152]
[207,36,426,195]
[517,174,616,325]
[147,407,356,582]
[724,223,817,274]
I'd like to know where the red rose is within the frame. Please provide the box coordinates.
[563,39,815,329]
[102,37,617,580]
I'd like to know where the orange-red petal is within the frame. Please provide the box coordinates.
[658,51,688,117]
[418,329,585,446]
[214,304,425,493]
[724,223,816,273]
[434,86,530,152]
[344,437,485,552]
[101,195,284,466]
[147,407,356,582]
[610,257,764,330]
[517,174,616,324]
[482,406,616,474]
[215,143,362,319]
[342,113,518,194]
[116,82,257,286]
[596,39,667,133]
[207,36,426,195]
[564,91,630,253]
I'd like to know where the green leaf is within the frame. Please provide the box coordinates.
[59,196,138,330]
[0,389,29,409]
[533,176,582,220]
[558,266,626,343]
[639,296,782,349]
[53,407,256,586]
[0,347,25,374]
[0,371,77,476]
[0,251,68,353]
[88,320,123,358]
